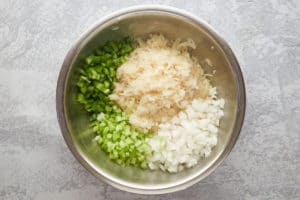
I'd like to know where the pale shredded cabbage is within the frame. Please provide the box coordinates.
[110,34,211,131]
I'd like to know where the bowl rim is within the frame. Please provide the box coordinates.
[56,5,246,194]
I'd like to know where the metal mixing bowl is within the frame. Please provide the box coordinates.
[56,5,246,194]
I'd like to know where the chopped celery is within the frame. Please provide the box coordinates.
[76,38,152,169]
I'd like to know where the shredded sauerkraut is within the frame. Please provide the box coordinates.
[110,35,211,131]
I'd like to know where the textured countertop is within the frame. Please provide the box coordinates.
[1,0,299,199]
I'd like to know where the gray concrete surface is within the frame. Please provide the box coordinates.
[1,0,299,199]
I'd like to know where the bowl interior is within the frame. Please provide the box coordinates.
[61,9,243,192]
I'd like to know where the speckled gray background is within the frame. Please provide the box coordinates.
[0,0,299,199]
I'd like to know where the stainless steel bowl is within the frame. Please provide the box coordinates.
[56,5,246,194]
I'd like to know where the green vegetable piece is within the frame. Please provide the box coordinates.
[85,56,93,64]
[104,81,110,88]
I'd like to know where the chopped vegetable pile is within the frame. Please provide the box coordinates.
[76,35,225,173]
[76,38,151,168]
